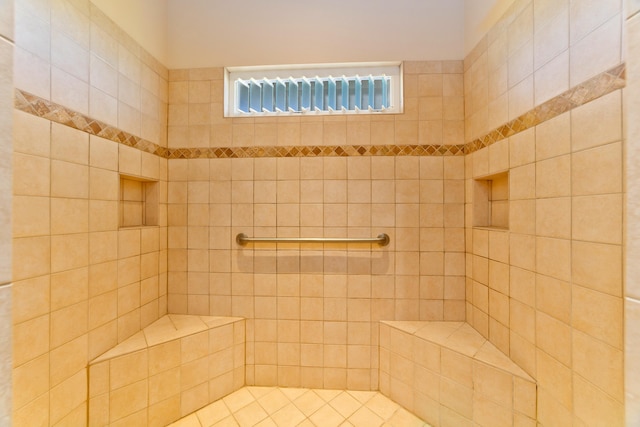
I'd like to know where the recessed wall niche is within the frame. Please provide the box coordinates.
[473,172,509,229]
[119,175,159,227]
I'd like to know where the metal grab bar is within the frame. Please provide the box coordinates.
[236,233,390,247]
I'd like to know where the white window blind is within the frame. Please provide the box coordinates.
[225,62,402,117]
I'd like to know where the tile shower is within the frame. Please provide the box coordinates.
[5,0,639,426]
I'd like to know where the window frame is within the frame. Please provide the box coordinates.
[224,61,403,117]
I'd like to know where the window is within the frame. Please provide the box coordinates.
[225,62,402,117]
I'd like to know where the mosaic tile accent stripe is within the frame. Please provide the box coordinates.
[14,90,170,158]
[14,63,625,160]
[464,63,626,154]
[164,143,466,159]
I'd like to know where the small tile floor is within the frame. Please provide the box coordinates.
[169,386,432,427]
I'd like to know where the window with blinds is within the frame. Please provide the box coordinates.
[225,62,402,117]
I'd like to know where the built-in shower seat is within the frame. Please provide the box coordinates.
[379,321,537,427]
[87,314,245,427]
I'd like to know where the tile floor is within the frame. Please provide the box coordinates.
[169,386,431,427]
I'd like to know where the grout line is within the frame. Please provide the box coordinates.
[629,10,640,21]
[0,34,14,45]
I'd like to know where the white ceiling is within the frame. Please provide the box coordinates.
[91,0,514,69]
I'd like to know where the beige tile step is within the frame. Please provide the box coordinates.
[169,386,433,427]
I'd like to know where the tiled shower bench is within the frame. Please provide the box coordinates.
[379,321,537,427]
[88,315,245,427]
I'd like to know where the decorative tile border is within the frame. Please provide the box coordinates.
[14,63,625,160]
[14,89,464,158]
[14,90,170,158]
[465,63,626,154]
[165,143,465,159]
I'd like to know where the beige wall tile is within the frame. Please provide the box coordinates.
[51,233,89,273]
[49,368,87,425]
[51,67,89,115]
[50,335,87,387]
[510,163,535,200]
[509,233,535,271]
[13,110,51,158]
[535,51,569,105]
[508,76,534,120]
[573,329,623,401]
[571,141,622,196]
[109,379,148,422]
[509,128,535,167]
[13,352,48,411]
[535,197,571,239]
[536,274,571,324]
[13,196,50,238]
[13,236,50,281]
[538,389,573,423]
[508,4,534,56]
[570,0,621,44]
[51,122,89,165]
[536,237,571,281]
[510,267,535,307]
[536,311,571,367]
[573,374,624,426]
[536,155,571,198]
[534,6,569,69]
[571,91,622,152]
[51,198,88,235]
[572,241,622,296]
[13,153,50,197]
[571,14,621,86]
[537,349,572,409]
[572,194,623,244]
[12,275,50,324]
[14,48,51,101]
[50,300,87,349]
[510,299,535,343]
[536,113,570,161]
[473,361,513,409]
[572,285,623,349]
[51,160,89,198]
[13,313,49,368]
[90,136,119,171]
[51,266,88,311]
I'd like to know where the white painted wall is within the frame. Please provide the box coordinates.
[90,0,168,65]
[464,0,516,55]
[88,0,513,71]
[166,0,465,69]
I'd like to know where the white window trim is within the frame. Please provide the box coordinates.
[224,61,403,117]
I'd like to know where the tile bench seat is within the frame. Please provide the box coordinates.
[88,315,245,427]
[379,321,537,427]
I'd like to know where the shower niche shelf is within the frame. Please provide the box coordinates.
[119,175,158,228]
[473,171,509,230]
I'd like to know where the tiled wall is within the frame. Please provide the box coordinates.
[166,62,467,390]
[0,0,13,423]
[379,321,537,426]
[625,0,640,424]
[88,315,245,426]
[11,0,169,424]
[14,0,168,148]
[464,0,625,425]
[9,0,637,425]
